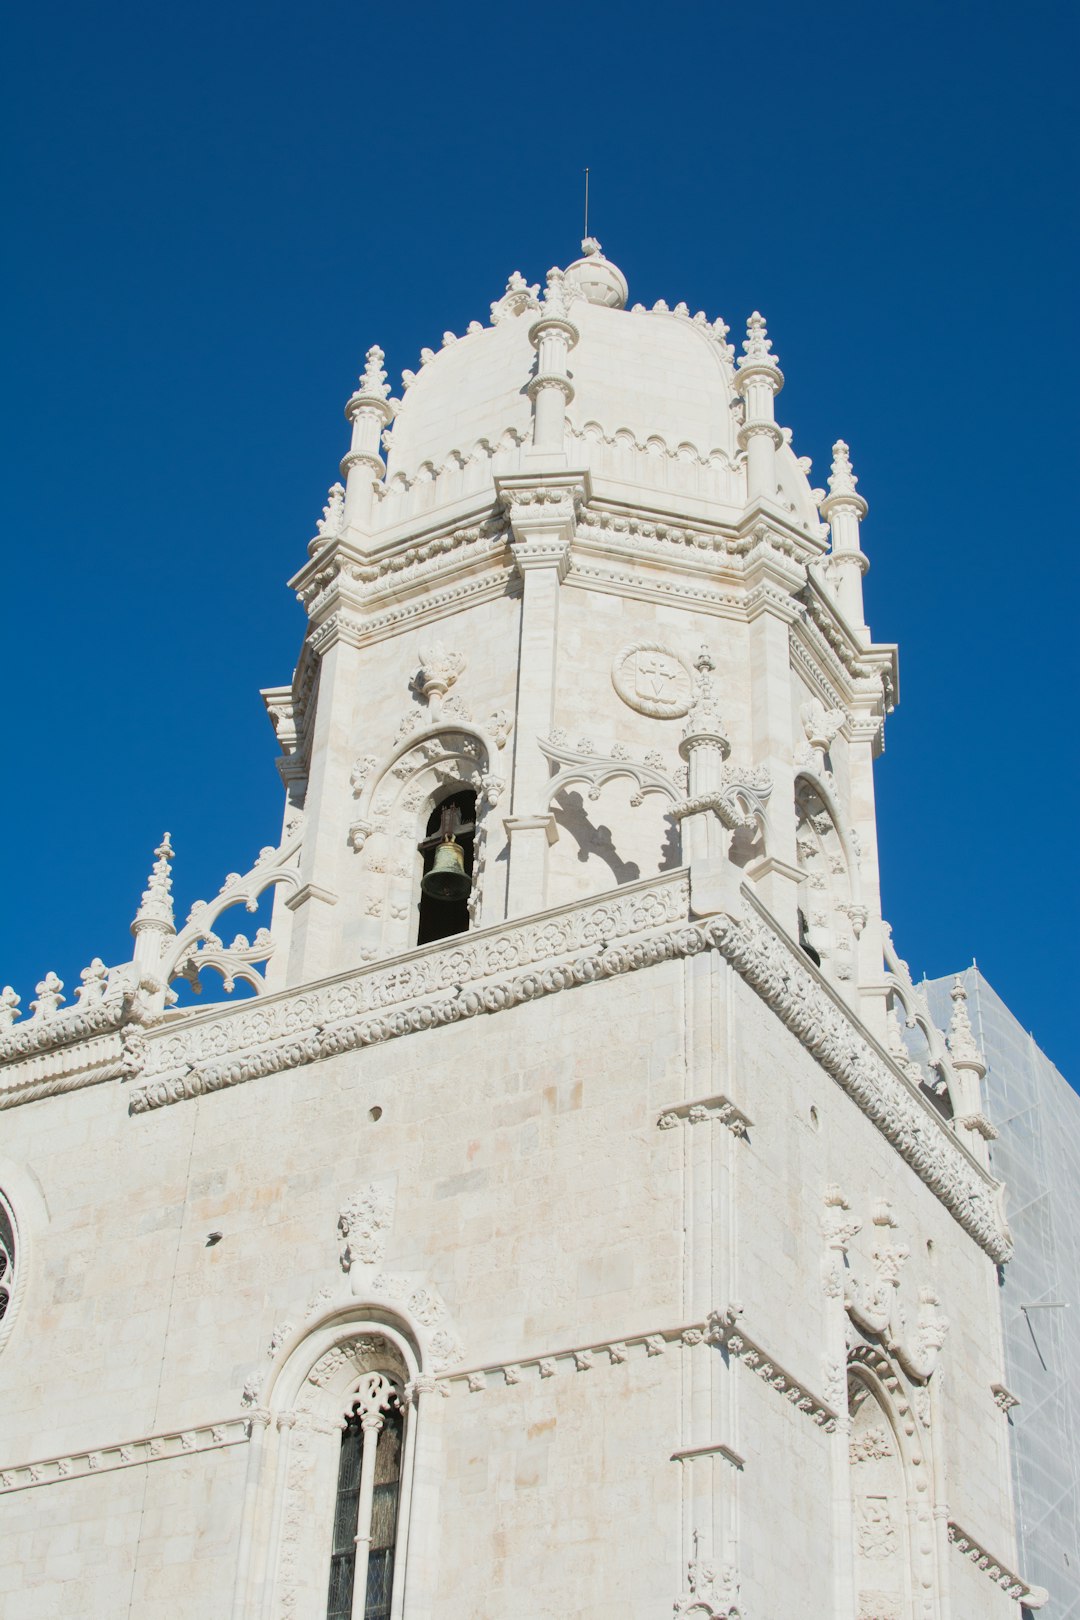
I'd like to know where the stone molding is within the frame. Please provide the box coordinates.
[657,1093,752,1136]
[5,869,1008,1262]
[706,1305,839,1432]
[947,1522,1048,1609]
[130,874,691,1107]
[0,1417,250,1495]
[433,1309,835,1435]
[0,1025,137,1112]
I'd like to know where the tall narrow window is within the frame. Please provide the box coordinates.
[325,1372,404,1620]
[0,1195,15,1326]
[327,1413,364,1620]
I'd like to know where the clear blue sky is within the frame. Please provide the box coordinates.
[2,0,1076,1080]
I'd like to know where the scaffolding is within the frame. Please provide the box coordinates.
[922,969,1079,1617]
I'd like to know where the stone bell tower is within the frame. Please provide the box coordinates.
[259,240,895,1023]
[0,241,1039,1620]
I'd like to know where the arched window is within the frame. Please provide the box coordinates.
[326,1371,405,1620]
[0,1193,15,1326]
[416,789,476,946]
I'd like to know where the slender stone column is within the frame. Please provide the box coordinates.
[945,977,994,1168]
[735,312,784,508]
[495,472,588,917]
[746,590,802,935]
[847,711,889,1040]
[350,1411,384,1620]
[527,270,578,462]
[820,441,869,639]
[342,347,394,535]
[285,633,364,982]
[349,1373,399,1620]
[822,1188,862,1620]
[129,833,177,1011]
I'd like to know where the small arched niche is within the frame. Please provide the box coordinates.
[848,1370,911,1620]
[416,788,477,946]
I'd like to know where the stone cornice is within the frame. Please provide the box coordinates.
[1,874,1007,1260]
[115,872,1009,1263]
[0,1417,250,1495]
[947,1522,1047,1609]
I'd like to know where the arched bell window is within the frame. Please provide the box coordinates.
[416,789,476,946]
[326,1372,406,1620]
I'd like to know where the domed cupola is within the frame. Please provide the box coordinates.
[562,237,628,309]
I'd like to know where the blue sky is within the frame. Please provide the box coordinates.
[2,0,1076,1079]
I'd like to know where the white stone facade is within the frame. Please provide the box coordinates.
[0,241,1042,1618]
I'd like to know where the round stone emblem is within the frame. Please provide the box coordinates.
[611,642,694,719]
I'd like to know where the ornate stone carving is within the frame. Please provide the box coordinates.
[674,1558,742,1618]
[849,1426,893,1463]
[611,641,695,719]
[415,642,466,705]
[339,1183,395,1271]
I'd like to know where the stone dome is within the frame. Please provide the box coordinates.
[380,247,822,535]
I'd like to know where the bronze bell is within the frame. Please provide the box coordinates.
[421,838,470,902]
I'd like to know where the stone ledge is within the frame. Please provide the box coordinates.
[0,1417,250,1495]
[947,1521,1048,1609]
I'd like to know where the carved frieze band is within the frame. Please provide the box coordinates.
[709,898,1009,1263]
[0,1025,143,1113]
[0,1417,250,1495]
[130,876,691,1104]
[947,1522,1048,1609]
[123,873,1007,1260]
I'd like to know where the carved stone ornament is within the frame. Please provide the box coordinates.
[339,1182,396,1272]
[612,641,695,719]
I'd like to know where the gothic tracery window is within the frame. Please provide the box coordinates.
[325,1370,406,1620]
[0,1194,15,1327]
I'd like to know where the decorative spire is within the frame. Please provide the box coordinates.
[132,833,176,935]
[541,266,577,322]
[0,986,21,1029]
[827,440,860,502]
[947,977,986,1074]
[355,344,389,401]
[680,646,731,756]
[738,311,781,373]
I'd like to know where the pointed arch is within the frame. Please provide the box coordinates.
[794,770,862,983]
[846,1343,940,1620]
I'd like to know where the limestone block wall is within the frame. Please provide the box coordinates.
[0,940,1024,1618]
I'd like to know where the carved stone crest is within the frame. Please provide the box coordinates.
[612,642,694,719]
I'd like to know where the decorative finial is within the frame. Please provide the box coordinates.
[315,482,345,540]
[542,266,576,320]
[0,986,21,1029]
[30,972,65,1021]
[357,345,389,400]
[581,236,602,257]
[133,833,176,933]
[827,440,859,501]
[738,311,780,371]
[681,646,730,754]
[75,958,109,1006]
[947,977,986,1071]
